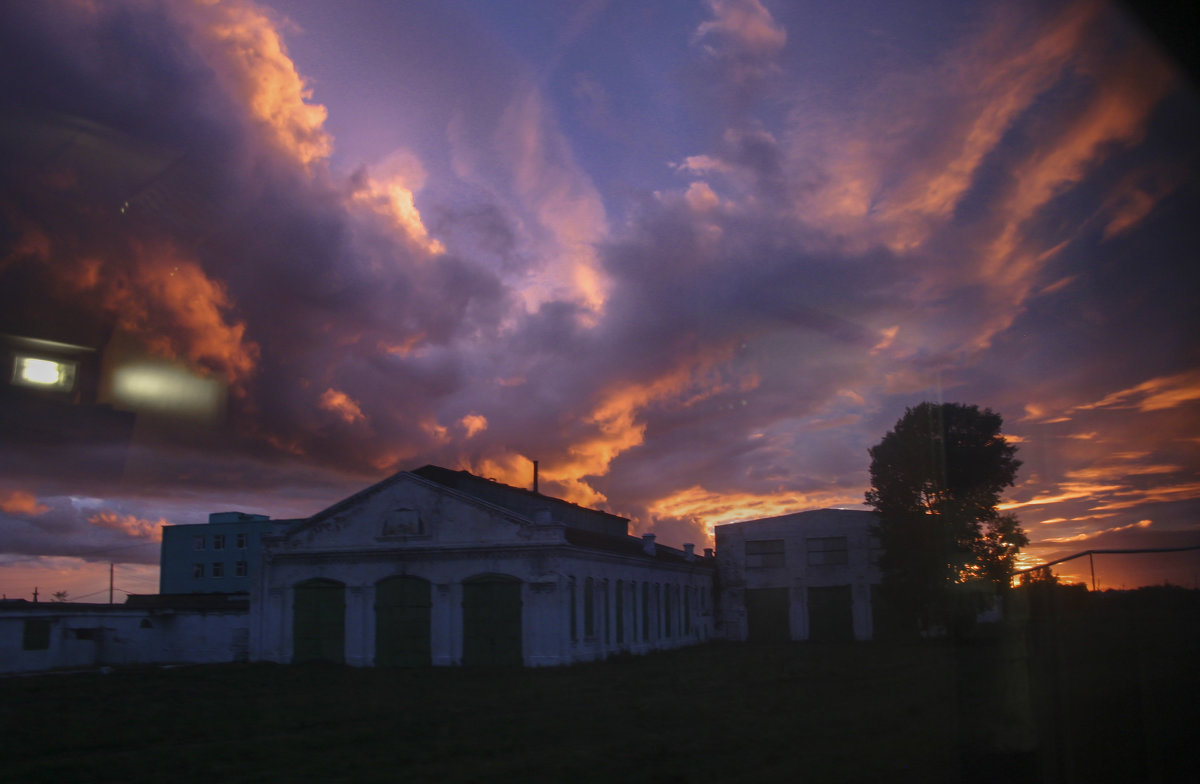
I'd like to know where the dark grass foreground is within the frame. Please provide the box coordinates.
[3,588,1198,784]
[3,642,960,783]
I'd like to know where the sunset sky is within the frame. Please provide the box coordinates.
[1,0,1197,600]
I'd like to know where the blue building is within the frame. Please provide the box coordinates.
[159,512,294,594]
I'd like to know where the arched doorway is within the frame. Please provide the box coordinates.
[462,574,522,666]
[293,578,345,663]
[375,575,432,667]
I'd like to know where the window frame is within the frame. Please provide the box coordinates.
[745,539,786,568]
[807,536,849,566]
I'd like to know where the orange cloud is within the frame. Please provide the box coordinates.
[1045,518,1152,544]
[696,0,787,56]
[685,181,721,212]
[789,1,1102,255]
[318,388,366,425]
[1065,463,1181,481]
[70,245,259,385]
[350,152,445,256]
[1076,370,1200,413]
[0,491,49,516]
[1087,482,1200,512]
[648,485,860,540]
[998,481,1125,510]
[979,28,1174,289]
[488,86,610,317]
[197,1,332,166]
[554,352,748,489]
[460,414,488,438]
[87,512,166,541]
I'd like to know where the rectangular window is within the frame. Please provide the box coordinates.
[22,619,51,651]
[684,587,691,635]
[664,584,672,637]
[615,580,625,644]
[584,577,595,639]
[807,536,849,566]
[213,534,225,550]
[211,562,224,578]
[642,583,650,641]
[235,560,248,577]
[569,577,577,643]
[602,580,610,645]
[746,539,785,568]
[193,535,205,550]
[193,563,204,579]
[236,532,247,549]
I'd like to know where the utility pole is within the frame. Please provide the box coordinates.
[33,586,38,603]
[109,562,114,605]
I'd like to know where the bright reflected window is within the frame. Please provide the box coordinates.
[12,355,76,391]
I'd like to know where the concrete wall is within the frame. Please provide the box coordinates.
[0,605,250,674]
[715,510,881,641]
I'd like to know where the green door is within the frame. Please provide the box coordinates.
[808,585,854,642]
[745,587,790,642]
[462,575,522,666]
[375,576,432,667]
[293,579,345,663]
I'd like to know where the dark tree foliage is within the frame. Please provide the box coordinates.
[866,402,1027,634]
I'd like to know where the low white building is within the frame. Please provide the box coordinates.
[0,594,250,675]
[715,509,881,642]
[250,466,715,667]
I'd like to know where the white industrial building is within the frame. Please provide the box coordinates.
[3,467,890,673]
[249,466,716,667]
[715,509,881,642]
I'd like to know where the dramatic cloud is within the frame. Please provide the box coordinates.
[0,0,1197,596]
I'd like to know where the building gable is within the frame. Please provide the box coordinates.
[279,472,546,552]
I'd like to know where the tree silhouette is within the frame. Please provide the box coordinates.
[866,402,1027,634]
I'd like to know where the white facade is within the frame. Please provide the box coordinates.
[715,509,881,642]
[250,470,715,667]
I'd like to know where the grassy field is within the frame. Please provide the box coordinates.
[3,642,964,783]
[2,588,1197,783]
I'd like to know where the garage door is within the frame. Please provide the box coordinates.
[293,579,345,663]
[745,587,790,642]
[462,575,522,666]
[375,576,432,667]
[807,585,853,642]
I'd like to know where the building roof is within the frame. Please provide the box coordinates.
[412,465,629,537]
[563,527,709,566]
[124,593,250,610]
[715,508,878,535]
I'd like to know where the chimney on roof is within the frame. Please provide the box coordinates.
[642,533,656,556]
[704,548,714,559]
[684,543,695,562]
[532,460,539,494]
